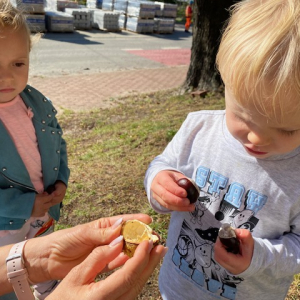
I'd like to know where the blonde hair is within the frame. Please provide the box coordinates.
[216,0,300,120]
[0,0,32,50]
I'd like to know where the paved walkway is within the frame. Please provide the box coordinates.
[28,65,189,113]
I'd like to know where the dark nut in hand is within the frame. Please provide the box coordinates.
[177,178,200,203]
[218,223,240,254]
[45,185,56,194]
[121,220,160,258]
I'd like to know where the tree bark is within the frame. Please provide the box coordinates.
[183,0,236,92]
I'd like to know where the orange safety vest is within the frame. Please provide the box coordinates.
[185,5,192,18]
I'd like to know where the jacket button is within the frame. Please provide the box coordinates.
[56,150,60,154]
[42,120,46,124]
[28,89,31,92]
[51,131,55,134]
[43,98,47,102]
[58,131,62,135]
[52,109,56,113]
[41,128,46,132]
[47,114,52,118]
[10,185,13,188]
[54,167,58,171]
[2,167,6,171]
[9,221,13,225]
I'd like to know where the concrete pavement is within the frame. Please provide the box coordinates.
[28,65,189,113]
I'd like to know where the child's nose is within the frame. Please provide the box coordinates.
[247,130,271,146]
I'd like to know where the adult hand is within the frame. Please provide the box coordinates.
[151,170,195,212]
[47,239,167,300]
[24,214,158,283]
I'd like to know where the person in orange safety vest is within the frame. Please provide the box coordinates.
[185,0,193,33]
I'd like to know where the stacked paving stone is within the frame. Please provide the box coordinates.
[92,9,120,31]
[87,0,102,9]
[126,1,155,33]
[101,0,114,11]
[118,12,126,29]
[65,8,92,30]
[14,0,177,34]
[153,18,174,34]
[113,0,127,29]
[45,11,74,32]
[153,1,176,33]
[57,0,79,12]
[156,2,177,18]
[26,14,46,32]
[15,0,46,32]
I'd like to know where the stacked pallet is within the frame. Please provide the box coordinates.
[17,0,45,14]
[16,0,46,32]
[92,9,120,31]
[102,0,114,11]
[57,0,79,12]
[86,0,102,9]
[153,17,174,34]
[26,14,46,32]
[65,8,92,30]
[126,1,155,33]
[153,1,177,33]
[118,13,126,29]
[113,0,127,29]
[45,11,74,32]
[161,2,177,18]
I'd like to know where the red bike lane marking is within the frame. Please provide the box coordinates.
[126,49,191,66]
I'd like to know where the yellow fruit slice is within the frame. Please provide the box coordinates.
[121,220,160,257]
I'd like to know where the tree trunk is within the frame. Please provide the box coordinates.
[183,0,236,92]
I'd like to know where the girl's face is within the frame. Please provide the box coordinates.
[225,88,300,158]
[0,27,29,103]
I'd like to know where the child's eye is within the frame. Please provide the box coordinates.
[278,129,298,136]
[234,114,245,122]
[14,62,25,67]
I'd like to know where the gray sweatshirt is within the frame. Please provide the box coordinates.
[144,110,300,300]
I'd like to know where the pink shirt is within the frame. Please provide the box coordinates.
[0,95,44,193]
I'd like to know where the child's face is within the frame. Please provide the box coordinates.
[0,27,29,103]
[225,88,300,158]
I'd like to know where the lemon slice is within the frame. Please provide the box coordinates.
[121,220,160,257]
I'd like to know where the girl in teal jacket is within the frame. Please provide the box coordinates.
[0,1,70,299]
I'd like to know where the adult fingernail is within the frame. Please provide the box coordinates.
[112,218,123,229]
[109,235,124,247]
[160,247,168,258]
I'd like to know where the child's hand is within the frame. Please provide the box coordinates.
[150,170,195,212]
[32,193,54,217]
[46,181,67,205]
[214,228,254,275]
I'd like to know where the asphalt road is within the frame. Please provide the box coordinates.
[29,24,193,76]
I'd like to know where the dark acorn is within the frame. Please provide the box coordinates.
[177,177,200,204]
[218,223,240,254]
[46,185,56,194]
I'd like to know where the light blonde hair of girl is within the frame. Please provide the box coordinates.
[216,0,300,121]
[0,0,32,50]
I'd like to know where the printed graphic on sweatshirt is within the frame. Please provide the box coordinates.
[172,166,267,300]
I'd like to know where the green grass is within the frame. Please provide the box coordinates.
[55,88,299,299]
